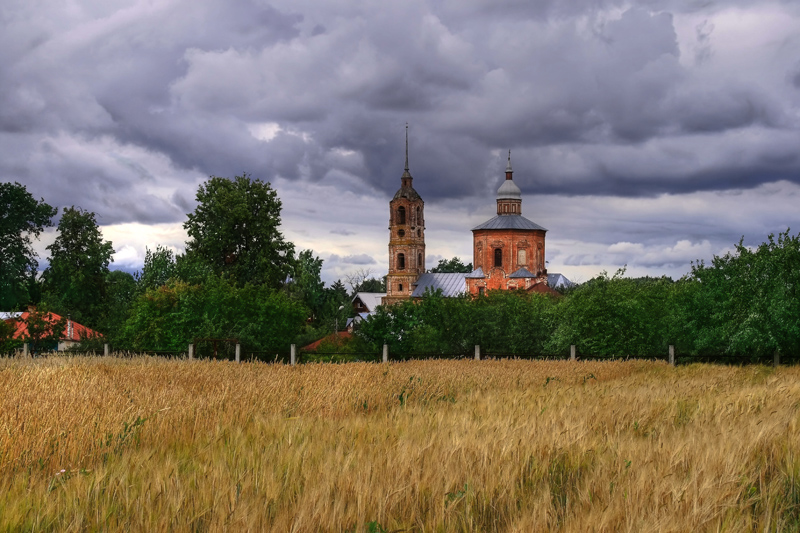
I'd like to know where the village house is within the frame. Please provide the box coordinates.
[2,310,101,352]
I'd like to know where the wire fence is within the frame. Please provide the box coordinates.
[6,342,797,367]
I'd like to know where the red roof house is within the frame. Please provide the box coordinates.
[302,331,353,352]
[4,311,102,351]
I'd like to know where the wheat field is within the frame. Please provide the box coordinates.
[0,356,798,532]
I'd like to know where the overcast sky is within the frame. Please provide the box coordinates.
[4,0,800,285]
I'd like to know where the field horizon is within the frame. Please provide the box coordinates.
[1,356,798,531]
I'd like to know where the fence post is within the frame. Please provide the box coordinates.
[774,350,780,368]
[23,343,29,357]
[290,344,296,366]
[104,343,109,357]
[235,343,241,363]
[188,343,194,360]
[475,345,480,361]
[669,345,675,366]
[570,345,576,361]
[382,344,388,363]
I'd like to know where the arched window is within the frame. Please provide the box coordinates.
[398,253,405,270]
[399,283,403,292]
[418,253,422,270]
[398,206,406,225]
[494,248,502,267]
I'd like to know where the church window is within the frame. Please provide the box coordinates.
[418,253,422,269]
[417,229,420,237]
[399,283,403,292]
[478,287,485,296]
[398,206,406,224]
[398,229,405,237]
[518,249,527,265]
[494,248,502,267]
[398,253,405,270]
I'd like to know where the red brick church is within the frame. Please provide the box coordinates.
[380,129,564,307]
[464,151,551,296]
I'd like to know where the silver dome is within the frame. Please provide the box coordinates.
[497,179,521,199]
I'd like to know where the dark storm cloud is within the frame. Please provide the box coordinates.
[2,0,800,233]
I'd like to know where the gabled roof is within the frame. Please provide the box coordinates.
[472,215,547,231]
[411,273,467,297]
[5,311,102,341]
[464,267,485,279]
[509,267,537,278]
[345,313,370,329]
[351,292,386,313]
[547,273,574,289]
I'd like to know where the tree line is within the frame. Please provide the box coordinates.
[351,232,800,361]
[0,176,375,355]
[2,176,798,360]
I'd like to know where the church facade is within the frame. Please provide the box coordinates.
[464,152,550,296]
[381,135,558,307]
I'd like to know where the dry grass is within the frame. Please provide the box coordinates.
[0,356,798,532]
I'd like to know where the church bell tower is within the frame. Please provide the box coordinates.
[382,124,425,305]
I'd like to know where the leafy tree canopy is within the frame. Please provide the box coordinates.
[22,305,68,354]
[289,250,325,319]
[0,182,56,309]
[99,270,137,337]
[137,245,177,292]
[356,277,386,293]
[690,229,800,358]
[429,257,473,273]
[184,174,294,288]
[0,317,21,356]
[119,275,307,353]
[42,207,114,327]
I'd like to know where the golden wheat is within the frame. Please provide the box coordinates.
[0,356,797,532]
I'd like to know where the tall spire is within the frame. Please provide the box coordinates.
[505,149,513,179]
[401,122,412,184]
[404,122,409,173]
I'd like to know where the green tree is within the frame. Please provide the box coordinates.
[99,270,137,339]
[548,270,677,357]
[355,277,386,293]
[184,174,295,288]
[23,306,67,354]
[0,182,57,309]
[0,318,22,355]
[119,275,307,353]
[690,230,800,358]
[137,245,176,293]
[289,250,326,320]
[429,257,473,273]
[42,207,114,327]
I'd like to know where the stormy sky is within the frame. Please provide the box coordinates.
[4,0,800,285]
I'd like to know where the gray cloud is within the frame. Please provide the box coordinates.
[3,0,800,280]
[340,254,377,265]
